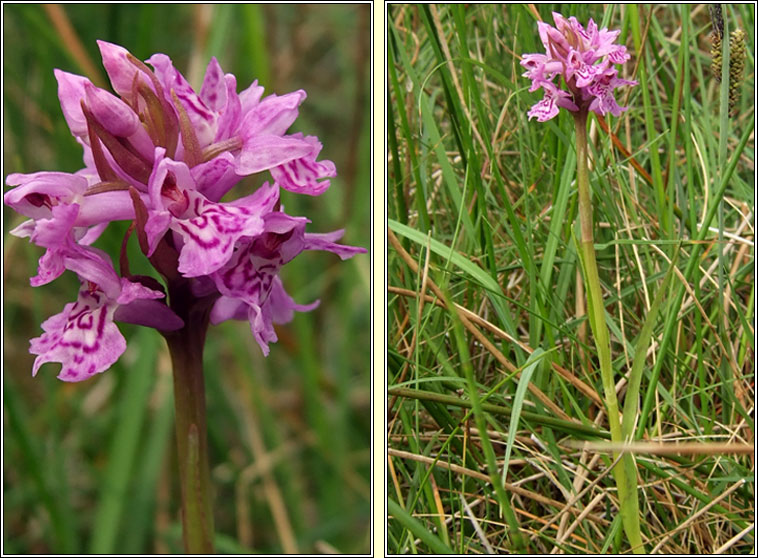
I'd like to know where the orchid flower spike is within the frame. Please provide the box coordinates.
[4,41,366,381]
[521,12,637,121]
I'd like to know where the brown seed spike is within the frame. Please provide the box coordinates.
[728,28,746,114]
[709,4,723,39]
[711,31,723,83]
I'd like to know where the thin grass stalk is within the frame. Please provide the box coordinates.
[573,110,644,553]
[716,7,733,424]
[444,287,526,552]
[620,247,679,441]
[388,497,453,554]
[636,116,754,437]
[629,5,668,238]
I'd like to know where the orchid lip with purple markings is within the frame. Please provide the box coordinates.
[5,40,366,381]
[520,12,637,122]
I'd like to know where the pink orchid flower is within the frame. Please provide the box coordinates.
[4,41,366,380]
[521,12,637,121]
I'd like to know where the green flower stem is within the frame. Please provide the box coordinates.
[573,110,644,553]
[163,282,216,554]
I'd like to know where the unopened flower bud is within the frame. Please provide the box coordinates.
[97,40,143,101]
[84,82,140,137]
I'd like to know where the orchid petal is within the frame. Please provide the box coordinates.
[148,53,217,146]
[114,298,183,330]
[97,40,143,100]
[54,69,91,140]
[210,295,248,324]
[173,183,279,276]
[268,276,319,324]
[303,230,368,260]
[235,134,312,175]
[30,291,126,382]
[240,90,306,137]
[4,171,89,219]
[200,57,227,111]
[270,134,336,196]
[191,152,238,202]
[238,79,265,113]
[214,75,242,142]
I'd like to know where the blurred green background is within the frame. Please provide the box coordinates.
[3,4,370,554]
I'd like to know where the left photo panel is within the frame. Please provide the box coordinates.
[3,3,372,555]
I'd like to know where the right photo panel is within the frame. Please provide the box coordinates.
[387,4,755,555]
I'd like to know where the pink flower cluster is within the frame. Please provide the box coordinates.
[5,41,366,381]
[521,12,637,122]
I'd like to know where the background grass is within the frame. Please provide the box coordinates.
[3,4,370,554]
[388,4,754,554]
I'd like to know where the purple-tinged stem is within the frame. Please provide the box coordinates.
[163,281,216,554]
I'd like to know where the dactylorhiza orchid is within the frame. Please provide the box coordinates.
[521,13,645,554]
[5,40,365,381]
[4,41,365,552]
[520,12,637,122]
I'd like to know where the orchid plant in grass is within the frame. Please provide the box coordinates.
[521,13,644,553]
[4,41,365,553]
